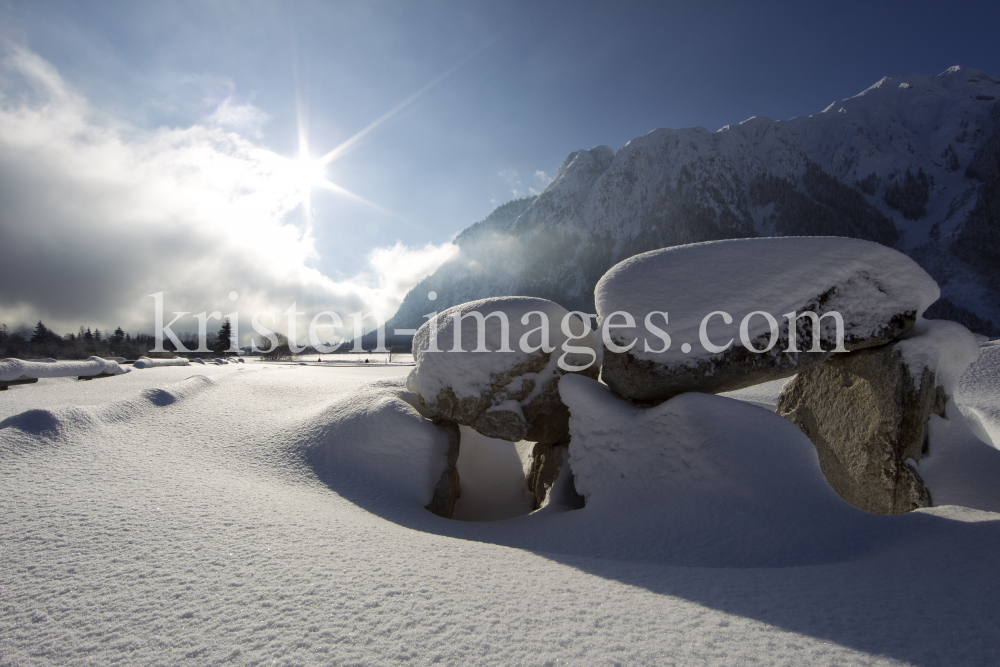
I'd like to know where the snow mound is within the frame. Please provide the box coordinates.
[556,374,892,566]
[954,340,1000,447]
[595,236,940,367]
[0,356,129,381]
[0,405,104,442]
[292,378,452,510]
[920,400,1000,513]
[919,338,1000,512]
[274,374,891,567]
[132,356,191,369]
[898,318,981,393]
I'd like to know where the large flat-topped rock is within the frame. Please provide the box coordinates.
[595,236,940,401]
[407,296,599,442]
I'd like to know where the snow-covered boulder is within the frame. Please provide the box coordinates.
[777,319,980,514]
[132,357,191,369]
[407,297,599,442]
[0,356,129,382]
[595,237,940,401]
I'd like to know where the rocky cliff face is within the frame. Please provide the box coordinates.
[381,66,1000,343]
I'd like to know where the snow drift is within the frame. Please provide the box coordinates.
[0,356,129,381]
[132,356,192,369]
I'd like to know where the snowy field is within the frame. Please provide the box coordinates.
[2,351,999,666]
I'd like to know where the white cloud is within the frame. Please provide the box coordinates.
[360,242,459,315]
[208,96,269,138]
[0,43,454,344]
[498,168,522,197]
[529,169,551,196]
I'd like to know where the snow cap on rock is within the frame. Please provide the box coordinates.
[0,356,129,381]
[896,318,981,394]
[595,236,940,400]
[132,357,192,369]
[408,296,598,441]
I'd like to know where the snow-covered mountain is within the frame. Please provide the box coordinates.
[385,66,1000,342]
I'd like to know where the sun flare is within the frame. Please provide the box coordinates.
[290,155,327,193]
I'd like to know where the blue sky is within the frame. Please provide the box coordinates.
[1,0,999,339]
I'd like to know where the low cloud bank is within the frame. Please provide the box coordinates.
[0,43,455,344]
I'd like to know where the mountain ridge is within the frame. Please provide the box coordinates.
[376,65,1000,346]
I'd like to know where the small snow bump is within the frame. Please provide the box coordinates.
[899,82,912,89]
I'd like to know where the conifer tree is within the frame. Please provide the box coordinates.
[30,321,50,344]
[215,318,234,357]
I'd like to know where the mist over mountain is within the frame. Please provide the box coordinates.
[379,66,1000,345]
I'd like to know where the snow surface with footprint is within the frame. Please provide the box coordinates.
[2,355,999,666]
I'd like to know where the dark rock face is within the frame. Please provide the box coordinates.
[527,443,567,510]
[418,353,591,443]
[602,308,916,402]
[425,419,461,519]
[777,343,948,514]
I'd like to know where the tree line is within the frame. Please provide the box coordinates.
[0,319,237,360]
[0,319,390,360]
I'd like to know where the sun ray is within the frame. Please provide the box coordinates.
[295,77,313,232]
[316,179,413,226]
[291,34,499,233]
[319,35,500,167]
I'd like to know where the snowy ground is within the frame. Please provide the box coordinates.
[2,354,999,666]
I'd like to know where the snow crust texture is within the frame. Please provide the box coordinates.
[2,360,1000,664]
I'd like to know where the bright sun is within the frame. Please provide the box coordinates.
[288,41,488,233]
[290,156,327,193]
